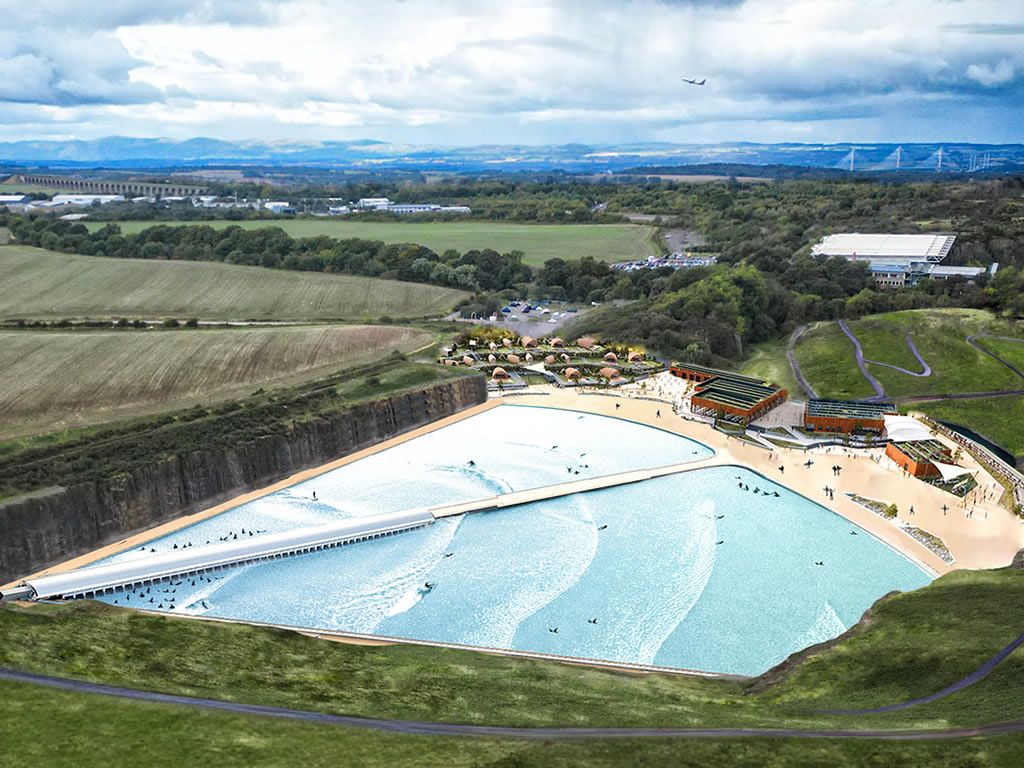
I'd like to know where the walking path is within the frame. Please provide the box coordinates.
[823,630,1024,714]
[837,320,887,400]
[786,325,819,399]
[966,335,1024,382]
[4,667,1024,741]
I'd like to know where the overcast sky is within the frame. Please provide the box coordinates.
[1,0,1022,145]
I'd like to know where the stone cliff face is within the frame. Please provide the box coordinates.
[0,376,486,582]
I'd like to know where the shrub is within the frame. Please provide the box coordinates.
[884,503,898,519]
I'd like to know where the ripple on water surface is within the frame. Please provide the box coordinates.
[97,406,930,675]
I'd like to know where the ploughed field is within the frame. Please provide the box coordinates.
[85,219,657,266]
[0,325,432,439]
[0,246,467,321]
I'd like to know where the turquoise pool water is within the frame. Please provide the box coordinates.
[97,405,931,675]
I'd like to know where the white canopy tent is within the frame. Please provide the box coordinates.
[883,415,934,443]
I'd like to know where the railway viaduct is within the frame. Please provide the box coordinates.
[15,174,207,197]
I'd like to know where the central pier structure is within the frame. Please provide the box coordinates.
[1,461,714,602]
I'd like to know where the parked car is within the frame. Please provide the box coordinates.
[501,307,511,313]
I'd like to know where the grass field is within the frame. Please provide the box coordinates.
[2,567,1023,732]
[851,310,1023,397]
[908,397,1024,459]
[0,246,467,321]
[739,338,802,394]
[86,219,658,266]
[3,681,1022,768]
[794,310,1024,400]
[793,322,876,399]
[981,337,1024,374]
[0,326,433,439]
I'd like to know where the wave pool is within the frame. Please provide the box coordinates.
[96,405,932,675]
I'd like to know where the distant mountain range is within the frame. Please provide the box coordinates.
[2,137,1023,173]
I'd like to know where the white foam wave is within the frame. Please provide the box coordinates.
[795,602,848,649]
[610,499,718,665]
[461,499,599,648]
[322,518,462,633]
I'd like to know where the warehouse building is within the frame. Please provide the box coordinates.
[812,233,995,287]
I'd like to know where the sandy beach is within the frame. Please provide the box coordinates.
[8,378,1021,589]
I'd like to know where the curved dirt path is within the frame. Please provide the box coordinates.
[967,336,1024,382]
[4,667,1024,741]
[823,630,1024,715]
[837,321,886,399]
[869,335,931,377]
[787,324,819,399]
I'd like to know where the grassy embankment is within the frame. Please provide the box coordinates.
[909,398,1024,460]
[792,322,876,399]
[1,566,1023,766]
[0,325,433,440]
[0,246,467,322]
[85,219,658,266]
[793,309,1024,399]
[739,338,802,394]
[4,680,1023,768]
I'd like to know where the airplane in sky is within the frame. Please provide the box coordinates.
[682,77,706,86]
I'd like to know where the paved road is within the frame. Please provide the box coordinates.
[824,630,1024,715]
[786,325,819,399]
[4,667,1024,741]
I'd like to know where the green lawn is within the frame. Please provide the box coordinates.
[3,680,1022,768]
[0,246,467,321]
[86,219,658,266]
[739,338,802,394]
[792,322,874,399]
[6,681,1024,768]
[980,337,1024,375]
[0,325,432,439]
[2,566,1023,732]
[907,396,1024,459]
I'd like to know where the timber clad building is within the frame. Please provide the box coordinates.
[669,363,786,421]
[885,439,953,478]
[803,399,896,434]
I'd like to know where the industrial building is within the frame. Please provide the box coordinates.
[669,363,786,421]
[803,399,896,434]
[811,233,995,287]
[354,197,470,215]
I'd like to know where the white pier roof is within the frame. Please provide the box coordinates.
[812,233,955,262]
[20,508,433,600]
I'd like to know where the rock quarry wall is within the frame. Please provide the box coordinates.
[0,377,486,582]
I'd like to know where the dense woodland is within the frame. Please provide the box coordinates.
[4,175,1023,364]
